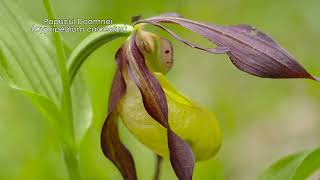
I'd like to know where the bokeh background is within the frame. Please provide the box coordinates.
[1,0,320,179]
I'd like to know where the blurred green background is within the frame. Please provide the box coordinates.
[1,0,320,179]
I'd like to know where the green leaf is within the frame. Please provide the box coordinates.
[67,24,133,83]
[0,0,93,145]
[71,73,93,144]
[65,24,133,144]
[11,86,61,129]
[0,1,67,134]
[293,148,320,180]
[0,1,61,104]
[259,148,320,180]
[259,152,307,180]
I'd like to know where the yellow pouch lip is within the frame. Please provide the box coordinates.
[153,72,194,107]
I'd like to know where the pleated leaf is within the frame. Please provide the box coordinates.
[0,1,93,143]
[0,1,61,103]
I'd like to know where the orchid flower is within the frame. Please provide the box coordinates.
[100,13,317,180]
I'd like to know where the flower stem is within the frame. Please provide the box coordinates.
[154,155,163,180]
[62,143,81,180]
[42,0,80,179]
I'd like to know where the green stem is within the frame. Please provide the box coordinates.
[43,1,133,179]
[42,0,79,179]
[62,143,80,180]
[154,155,163,180]
[67,24,133,83]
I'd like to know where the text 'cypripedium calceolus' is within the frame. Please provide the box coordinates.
[100,13,317,180]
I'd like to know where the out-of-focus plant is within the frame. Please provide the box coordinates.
[1,0,319,179]
[259,148,320,180]
[0,0,94,179]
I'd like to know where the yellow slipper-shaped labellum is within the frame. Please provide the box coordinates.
[118,72,222,161]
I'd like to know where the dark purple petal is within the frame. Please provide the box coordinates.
[138,21,229,54]
[168,131,195,180]
[106,70,125,114]
[101,110,136,180]
[101,48,137,180]
[126,32,195,180]
[126,33,169,127]
[135,16,317,80]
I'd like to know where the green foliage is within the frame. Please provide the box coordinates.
[0,1,60,102]
[67,24,133,82]
[260,148,320,180]
[293,148,320,179]
[1,0,320,179]
[0,0,135,179]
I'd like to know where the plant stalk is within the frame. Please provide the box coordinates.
[43,0,80,179]
[154,155,163,180]
[62,143,81,180]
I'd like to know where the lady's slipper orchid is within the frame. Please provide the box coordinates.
[101,13,317,180]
